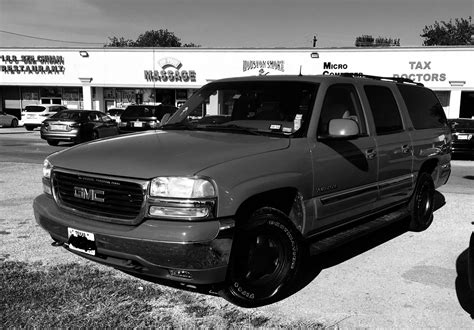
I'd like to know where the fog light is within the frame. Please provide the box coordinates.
[43,182,52,195]
[149,206,210,218]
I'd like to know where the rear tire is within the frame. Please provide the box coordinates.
[25,125,34,131]
[10,119,18,128]
[220,207,305,307]
[47,140,59,146]
[408,172,435,232]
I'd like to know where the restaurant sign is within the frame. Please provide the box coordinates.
[0,54,65,74]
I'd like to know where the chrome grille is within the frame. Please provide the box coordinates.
[52,169,148,224]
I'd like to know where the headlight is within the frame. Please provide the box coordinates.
[43,159,52,179]
[42,159,53,195]
[150,177,215,198]
[148,177,216,220]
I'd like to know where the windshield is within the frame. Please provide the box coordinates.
[108,109,124,116]
[50,111,85,120]
[164,81,318,137]
[122,105,162,118]
[24,105,46,112]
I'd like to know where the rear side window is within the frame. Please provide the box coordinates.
[397,85,447,129]
[364,85,403,135]
[24,106,46,112]
[123,106,159,117]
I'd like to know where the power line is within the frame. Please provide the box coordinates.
[0,29,104,45]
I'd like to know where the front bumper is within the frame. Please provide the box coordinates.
[33,194,234,285]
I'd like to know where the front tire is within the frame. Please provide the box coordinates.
[220,207,305,307]
[408,172,435,232]
[25,125,35,131]
[10,119,18,128]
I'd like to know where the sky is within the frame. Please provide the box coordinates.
[0,0,473,48]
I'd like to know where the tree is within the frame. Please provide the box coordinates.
[104,29,200,47]
[421,17,474,46]
[355,35,400,47]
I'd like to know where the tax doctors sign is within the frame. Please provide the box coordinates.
[314,48,473,87]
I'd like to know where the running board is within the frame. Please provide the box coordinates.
[309,207,409,255]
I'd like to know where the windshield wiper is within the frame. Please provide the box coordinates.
[199,124,264,136]
[160,121,196,130]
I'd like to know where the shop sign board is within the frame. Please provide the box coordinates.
[0,54,65,74]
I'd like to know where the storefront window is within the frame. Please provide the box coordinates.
[63,87,82,109]
[460,91,474,119]
[21,87,39,101]
[40,87,61,98]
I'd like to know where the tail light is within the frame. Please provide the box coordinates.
[148,121,158,128]
[69,123,81,128]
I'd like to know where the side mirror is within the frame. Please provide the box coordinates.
[327,118,360,138]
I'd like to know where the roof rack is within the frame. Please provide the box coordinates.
[339,72,424,86]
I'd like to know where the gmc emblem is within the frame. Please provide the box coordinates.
[73,186,105,203]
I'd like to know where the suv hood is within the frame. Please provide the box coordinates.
[49,130,290,178]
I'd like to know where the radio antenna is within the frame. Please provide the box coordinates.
[299,65,303,76]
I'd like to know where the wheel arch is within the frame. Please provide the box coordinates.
[233,187,305,234]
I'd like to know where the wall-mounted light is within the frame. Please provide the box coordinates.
[79,51,89,58]
[79,77,93,83]
[310,52,319,58]
[449,81,466,87]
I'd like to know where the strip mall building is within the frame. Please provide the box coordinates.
[1,46,473,119]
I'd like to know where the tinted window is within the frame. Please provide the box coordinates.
[398,84,447,129]
[50,111,85,120]
[122,105,160,117]
[364,85,403,135]
[24,105,47,112]
[318,84,366,136]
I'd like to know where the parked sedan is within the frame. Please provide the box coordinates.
[0,111,19,127]
[448,118,474,158]
[40,110,119,146]
[119,104,177,133]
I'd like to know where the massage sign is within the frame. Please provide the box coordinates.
[144,58,197,83]
[0,55,65,74]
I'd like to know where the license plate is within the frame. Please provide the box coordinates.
[67,228,96,256]
[27,114,36,118]
[50,124,67,131]
[132,122,143,127]
[456,134,471,140]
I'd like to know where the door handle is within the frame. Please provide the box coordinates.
[401,144,411,154]
[365,149,377,160]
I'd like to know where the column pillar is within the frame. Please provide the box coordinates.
[79,77,93,110]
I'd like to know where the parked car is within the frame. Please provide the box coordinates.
[22,104,68,131]
[448,118,474,158]
[34,74,451,307]
[0,111,19,127]
[106,108,125,124]
[119,104,177,133]
[40,110,119,146]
